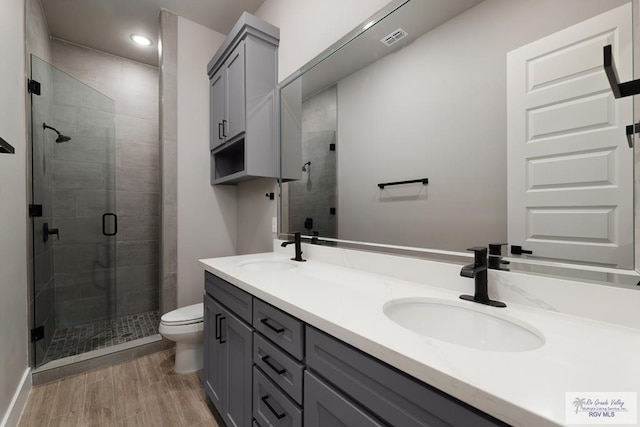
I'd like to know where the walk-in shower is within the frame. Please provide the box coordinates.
[29,55,160,369]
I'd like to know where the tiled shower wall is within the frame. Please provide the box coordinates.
[49,67,117,329]
[159,10,178,315]
[50,39,160,326]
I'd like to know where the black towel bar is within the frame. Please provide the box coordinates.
[0,136,15,154]
[378,178,428,189]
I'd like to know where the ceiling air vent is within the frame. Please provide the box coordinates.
[381,28,408,46]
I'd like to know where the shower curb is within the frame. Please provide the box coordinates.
[32,336,173,386]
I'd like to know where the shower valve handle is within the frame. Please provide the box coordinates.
[43,223,59,242]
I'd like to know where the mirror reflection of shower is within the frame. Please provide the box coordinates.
[43,122,72,143]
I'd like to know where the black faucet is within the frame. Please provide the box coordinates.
[459,247,506,308]
[281,232,306,262]
[488,243,510,271]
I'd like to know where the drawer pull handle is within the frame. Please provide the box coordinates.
[261,395,286,420]
[219,316,227,344]
[261,355,286,375]
[215,313,222,341]
[260,318,285,334]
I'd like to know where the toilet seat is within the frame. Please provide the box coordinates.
[160,303,203,326]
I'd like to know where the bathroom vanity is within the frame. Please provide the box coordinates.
[203,269,506,426]
[201,244,640,426]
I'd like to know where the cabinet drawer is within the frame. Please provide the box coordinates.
[306,327,508,427]
[304,371,384,427]
[253,367,302,427]
[253,300,304,360]
[254,333,304,405]
[205,271,252,323]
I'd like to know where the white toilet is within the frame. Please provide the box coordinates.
[159,303,204,374]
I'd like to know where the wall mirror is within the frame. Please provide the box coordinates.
[279,0,640,287]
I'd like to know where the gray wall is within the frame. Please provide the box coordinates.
[0,0,29,422]
[175,16,235,307]
[50,39,160,323]
[635,1,640,270]
[336,0,630,251]
[26,0,51,62]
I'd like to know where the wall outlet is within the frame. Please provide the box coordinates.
[272,217,277,233]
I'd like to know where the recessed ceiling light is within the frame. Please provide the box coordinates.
[130,34,153,47]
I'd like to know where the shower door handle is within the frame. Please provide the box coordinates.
[102,213,117,236]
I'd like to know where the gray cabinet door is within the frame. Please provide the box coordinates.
[225,40,246,141]
[304,371,385,427]
[222,305,254,427]
[210,69,226,150]
[204,294,224,410]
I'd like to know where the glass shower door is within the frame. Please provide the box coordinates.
[30,55,117,367]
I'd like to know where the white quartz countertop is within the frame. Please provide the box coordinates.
[199,252,640,426]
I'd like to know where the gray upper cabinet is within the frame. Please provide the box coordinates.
[225,41,246,142]
[207,12,280,185]
[209,69,226,150]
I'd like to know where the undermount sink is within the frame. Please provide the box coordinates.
[238,259,299,272]
[384,298,544,352]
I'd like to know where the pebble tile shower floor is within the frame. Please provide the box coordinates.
[43,311,160,364]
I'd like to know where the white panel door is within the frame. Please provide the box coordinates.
[507,3,633,268]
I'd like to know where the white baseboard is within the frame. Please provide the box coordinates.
[1,368,31,427]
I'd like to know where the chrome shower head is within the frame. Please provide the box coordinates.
[302,161,311,172]
[43,123,72,143]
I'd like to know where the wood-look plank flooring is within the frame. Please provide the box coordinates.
[19,349,222,427]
